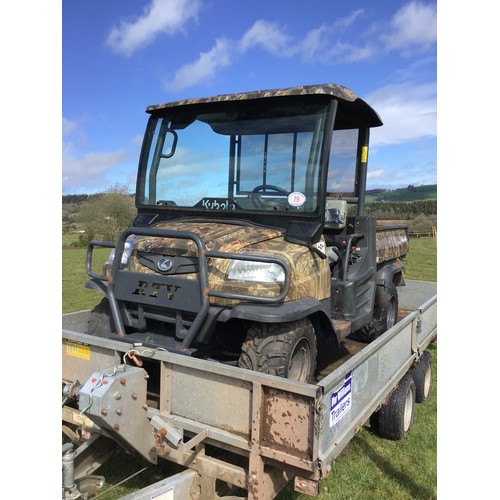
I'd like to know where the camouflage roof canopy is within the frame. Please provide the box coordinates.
[146,84,383,128]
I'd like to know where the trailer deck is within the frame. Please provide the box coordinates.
[62,279,436,499]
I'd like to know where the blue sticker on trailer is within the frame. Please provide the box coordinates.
[330,371,352,427]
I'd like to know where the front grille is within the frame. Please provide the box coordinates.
[137,252,199,275]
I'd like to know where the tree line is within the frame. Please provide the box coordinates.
[364,199,437,220]
[63,192,135,204]
[63,185,136,247]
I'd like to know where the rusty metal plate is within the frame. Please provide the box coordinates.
[260,387,315,464]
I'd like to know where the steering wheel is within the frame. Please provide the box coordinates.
[250,184,290,209]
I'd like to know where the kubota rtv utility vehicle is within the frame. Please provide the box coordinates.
[85,84,408,383]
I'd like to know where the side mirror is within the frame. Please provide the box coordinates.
[325,200,347,229]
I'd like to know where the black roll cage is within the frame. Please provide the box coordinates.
[135,93,377,246]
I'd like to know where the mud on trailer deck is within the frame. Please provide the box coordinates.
[62,279,436,499]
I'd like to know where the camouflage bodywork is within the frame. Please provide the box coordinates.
[125,221,330,307]
[147,84,357,110]
[375,227,409,264]
[146,84,382,127]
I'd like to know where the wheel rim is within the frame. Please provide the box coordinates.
[403,387,414,432]
[423,365,432,399]
[386,298,397,330]
[287,338,312,382]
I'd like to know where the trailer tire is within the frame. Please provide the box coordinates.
[360,282,398,342]
[411,351,432,403]
[87,298,114,338]
[377,373,416,440]
[238,319,317,383]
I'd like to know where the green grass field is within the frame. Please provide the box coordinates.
[63,247,110,313]
[62,237,437,499]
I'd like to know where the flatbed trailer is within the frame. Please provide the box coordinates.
[62,279,436,499]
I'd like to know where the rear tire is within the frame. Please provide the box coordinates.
[378,373,416,440]
[411,350,432,403]
[238,319,317,383]
[87,297,114,338]
[360,282,398,342]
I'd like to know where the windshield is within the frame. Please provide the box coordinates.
[137,101,329,214]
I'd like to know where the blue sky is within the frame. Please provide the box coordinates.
[62,0,437,195]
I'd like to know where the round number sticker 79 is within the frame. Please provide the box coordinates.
[288,192,306,207]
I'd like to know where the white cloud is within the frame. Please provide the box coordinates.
[161,4,435,99]
[167,37,233,91]
[62,117,78,137]
[382,1,437,55]
[166,20,290,91]
[367,167,386,180]
[166,11,370,90]
[325,42,375,63]
[297,25,331,61]
[333,9,364,30]
[295,10,366,63]
[239,20,292,57]
[62,120,131,193]
[63,144,128,193]
[240,13,368,63]
[368,82,437,146]
[106,0,201,56]
[366,161,436,189]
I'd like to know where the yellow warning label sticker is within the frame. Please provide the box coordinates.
[66,340,91,360]
[361,146,368,163]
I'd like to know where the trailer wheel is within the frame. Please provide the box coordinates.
[411,351,432,403]
[360,282,398,342]
[86,298,114,338]
[238,319,317,383]
[377,373,416,440]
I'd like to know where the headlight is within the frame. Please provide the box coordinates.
[105,236,136,268]
[227,260,285,284]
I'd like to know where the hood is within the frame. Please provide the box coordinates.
[134,221,284,256]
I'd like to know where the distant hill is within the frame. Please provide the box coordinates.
[365,184,436,203]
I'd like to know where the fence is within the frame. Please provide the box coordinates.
[409,226,437,239]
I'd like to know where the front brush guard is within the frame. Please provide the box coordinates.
[87,227,290,349]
